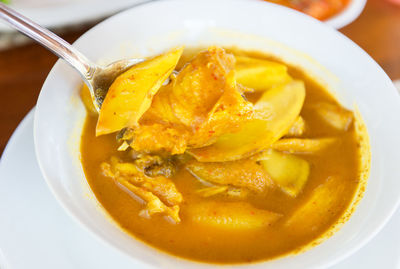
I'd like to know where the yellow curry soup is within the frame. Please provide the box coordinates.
[80,46,367,263]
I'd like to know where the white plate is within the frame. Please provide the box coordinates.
[0,110,399,269]
[0,0,151,32]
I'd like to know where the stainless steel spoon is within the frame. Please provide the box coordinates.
[0,3,143,111]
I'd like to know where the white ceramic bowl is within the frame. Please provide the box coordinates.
[34,0,400,268]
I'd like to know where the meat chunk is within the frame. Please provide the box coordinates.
[101,157,182,222]
[186,159,273,192]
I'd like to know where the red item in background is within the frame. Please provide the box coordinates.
[386,0,400,6]
[264,0,350,20]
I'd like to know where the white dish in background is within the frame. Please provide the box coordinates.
[33,0,400,268]
[1,110,399,269]
[324,0,366,29]
[0,0,151,32]
[0,0,364,32]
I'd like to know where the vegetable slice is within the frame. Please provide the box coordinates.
[285,176,347,233]
[196,186,229,197]
[285,116,306,137]
[313,102,353,131]
[235,56,292,91]
[272,137,338,154]
[257,149,310,197]
[188,80,306,162]
[186,201,281,230]
[96,46,184,136]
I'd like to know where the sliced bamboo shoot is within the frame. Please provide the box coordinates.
[313,102,353,131]
[258,149,310,197]
[286,116,306,137]
[285,176,347,233]
[235,56,292,91]
[188,80,305,162]
[186,201,281,230]
[96,46,184,136]
[272,137,338,154]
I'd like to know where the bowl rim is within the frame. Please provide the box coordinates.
[33,0,400,268]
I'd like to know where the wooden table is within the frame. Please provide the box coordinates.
[0,0,400,155]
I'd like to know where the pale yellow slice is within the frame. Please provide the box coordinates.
[258,149,310,197]
[235,56,292,91]
[96,46,184,136]
[188,80,305,162]
[186,201,281,230]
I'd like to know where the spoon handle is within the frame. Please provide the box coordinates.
[0,3,95,79]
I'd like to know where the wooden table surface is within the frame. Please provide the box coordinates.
[0,0,400,155]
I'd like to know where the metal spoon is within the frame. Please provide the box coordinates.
[0,3,143,111]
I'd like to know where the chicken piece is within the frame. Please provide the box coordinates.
[101,162,181,223]
[96,47,183,136]
[140,176,183,206]
[186,201,281,230]
[235,56,292,91]
[131,47,253,154]
[285,176,347,233]
[187,71,255,148]
[139,83,182,126]
[313,102,353,131]
[129,124,190,155]
[186,159,273,192]
[188,80,305,162]
[168,46,236,127]
[257,149,310,197]
[272,137,338,154]
[102,157,182,206]
[285,116,306,137]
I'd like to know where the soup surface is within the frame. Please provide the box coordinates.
[80,47,364,263]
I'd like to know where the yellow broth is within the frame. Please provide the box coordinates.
[80,49,362,263]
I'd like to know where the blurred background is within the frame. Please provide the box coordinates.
[0,0,399,155]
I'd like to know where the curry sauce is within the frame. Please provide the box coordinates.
[80,48,363,263]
